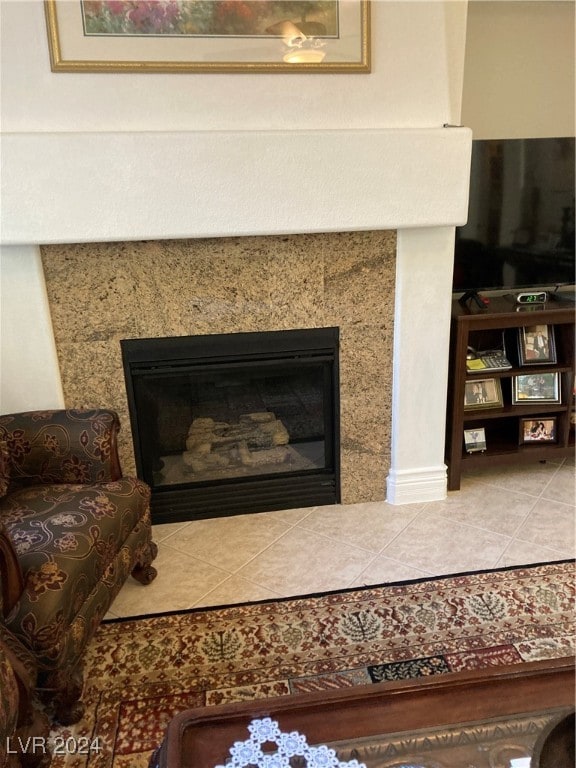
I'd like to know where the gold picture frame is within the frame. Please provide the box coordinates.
[45,0,371,73]
[463,378,503,411]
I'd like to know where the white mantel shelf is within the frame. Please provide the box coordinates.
[1,127,471,245]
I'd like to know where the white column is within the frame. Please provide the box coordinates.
[0,244,64,413]
[386,227,456,504]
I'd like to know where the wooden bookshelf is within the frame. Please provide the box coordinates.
[446,294,575,490]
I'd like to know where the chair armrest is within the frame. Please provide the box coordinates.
[0,409,123,489]
[0,524,24,618]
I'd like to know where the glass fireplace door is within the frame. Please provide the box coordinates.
[122,328,340,522]
[132,360,334,489]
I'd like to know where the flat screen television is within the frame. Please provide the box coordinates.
[453,137,575,298]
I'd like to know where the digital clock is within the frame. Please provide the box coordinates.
[516,291,548,305]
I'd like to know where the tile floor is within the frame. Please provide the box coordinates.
[107,458,575,619]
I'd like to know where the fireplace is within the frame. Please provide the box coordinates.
[40,232,396,508]
[121,327,340,523]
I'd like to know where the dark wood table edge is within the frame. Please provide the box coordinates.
[155,656,576,767]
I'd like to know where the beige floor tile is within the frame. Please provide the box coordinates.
[298,501,422,552]
[161,512,292,572]
[263,506,317,525]
[380,511,511,575]
[497,539,572,569]
[423,485,536,537]
[193,575,282,608]
[541,463,576,506]
[109,544,229,616]
[513,498,576,556]
[465,461,562,497]
[151,519,192,543]
[235,527,373,596]
[109,461,575,616]
[349,556,433,588]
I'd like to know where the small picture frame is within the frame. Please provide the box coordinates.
[464,378,503,410]
[517,325,556,365]
[520,417,557,444]
[512,373,561,404]
[464,427,487,453]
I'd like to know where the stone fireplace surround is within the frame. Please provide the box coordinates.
[40,231,396,506]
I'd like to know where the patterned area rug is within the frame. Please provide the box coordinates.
[48,560,575,768]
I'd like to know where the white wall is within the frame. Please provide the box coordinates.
[462,1,575,139]
[1,1,464,133]
[1,1,470,249]
[1,0,472,504]
[0,246,64,412]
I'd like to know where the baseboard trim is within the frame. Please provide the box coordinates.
[386,465,447,505]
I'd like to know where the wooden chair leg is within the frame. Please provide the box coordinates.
[132,541,159,585]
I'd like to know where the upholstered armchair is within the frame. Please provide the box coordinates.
[0,409,158,725]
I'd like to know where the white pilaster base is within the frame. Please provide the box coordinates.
[386,466,448,506]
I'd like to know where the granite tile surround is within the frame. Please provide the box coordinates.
[40,231,396,505]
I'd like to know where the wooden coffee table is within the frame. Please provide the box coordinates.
[151,657,575,768]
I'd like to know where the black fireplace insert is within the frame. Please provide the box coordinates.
[121,328,340,523]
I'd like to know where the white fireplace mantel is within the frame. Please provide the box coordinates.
[0,125,471,505]
[1,127,470,244]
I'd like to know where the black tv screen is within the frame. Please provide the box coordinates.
[454,137,575,295]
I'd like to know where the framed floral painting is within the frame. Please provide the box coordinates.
[45,0,371,73]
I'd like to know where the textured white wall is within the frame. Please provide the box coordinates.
[1,1,463,133]
[0,245,64,412]
[462,1,575,140]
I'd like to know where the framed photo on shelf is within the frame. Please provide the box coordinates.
[464,378,503,410]
[517,324,557,365]
[519,417,557,444]
[464,427,486,453]
[512,372,561,404]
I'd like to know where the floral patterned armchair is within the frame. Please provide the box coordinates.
[0,410,158,725]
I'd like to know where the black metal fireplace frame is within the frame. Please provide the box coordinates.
[121,328,340,523]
